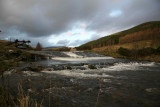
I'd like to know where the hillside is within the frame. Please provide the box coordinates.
[77,21,160,50]
[76,21,160,62]
[44,46,66,49]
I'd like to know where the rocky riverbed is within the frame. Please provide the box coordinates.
[1,51,160,107]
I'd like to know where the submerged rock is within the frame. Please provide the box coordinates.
[74,66,86,70]
[88,65,97,69]
[66,65,72,70]
[85,88,94,92]
[52,65,65,70]
[27,66,44,72]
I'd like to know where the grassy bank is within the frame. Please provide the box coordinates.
[91,49,160,62]
[0,40,39,76]
[91,45,160,62]
[0,40,44,106]
[85,40,160,62]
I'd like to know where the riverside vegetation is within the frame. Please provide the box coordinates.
[0,40,48,106]
[0,40,32,74]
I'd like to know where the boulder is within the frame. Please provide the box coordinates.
[88,65,97,69]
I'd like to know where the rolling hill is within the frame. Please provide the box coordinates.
[76,21,160,61]
[77,21,160,50]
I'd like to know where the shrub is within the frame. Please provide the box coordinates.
[117,47,131,57]
[156,46,160,54]
[138,47,156,56]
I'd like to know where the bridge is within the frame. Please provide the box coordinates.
[26,51,53,57]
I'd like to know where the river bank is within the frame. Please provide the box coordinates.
[91,47,160,62]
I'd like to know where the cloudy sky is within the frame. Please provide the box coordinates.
[0,0,160,47]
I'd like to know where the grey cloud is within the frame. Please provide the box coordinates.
[68,40,89,47]
[0,0,160,47]
[57,39,70,46]
[90,34,101,41]
[0,0,104,37]
[87,0,160,33]
[68,34,101,47]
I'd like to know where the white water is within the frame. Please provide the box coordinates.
[63,52,83,58]
[41,70,113,78]
[52,57,114,61]
[41,62,157,79]
[102,62,156,71]
[51,51,114,61]
[4,62,157,79]
[23,71,42,76]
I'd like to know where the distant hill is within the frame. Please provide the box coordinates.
[44,46,66,49]
[77,21,160,50]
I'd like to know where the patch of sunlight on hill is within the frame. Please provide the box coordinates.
[93,40,159,52]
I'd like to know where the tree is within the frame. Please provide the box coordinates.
[36,42,42,51]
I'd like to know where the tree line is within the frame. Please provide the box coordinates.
[77,27,160,50]
[119,28,160,44]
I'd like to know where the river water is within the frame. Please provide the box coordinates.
[1,51,160,107]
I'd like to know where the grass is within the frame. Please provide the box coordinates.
[0,83,43,107]
[91,40,159,52]
[136,55,160,62]
[87,40,160,62]
[44,47,71,51]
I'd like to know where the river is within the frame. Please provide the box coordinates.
[1,51,160,107]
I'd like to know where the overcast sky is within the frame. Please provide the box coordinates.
[0,0,160,47]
